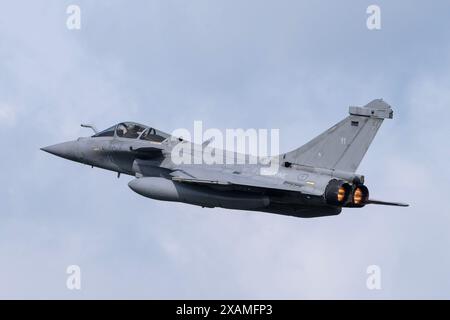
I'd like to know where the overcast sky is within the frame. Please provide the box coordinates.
[1,0,449,299]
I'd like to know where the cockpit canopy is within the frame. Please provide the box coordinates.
[92,122,170,142]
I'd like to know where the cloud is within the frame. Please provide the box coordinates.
[1,0,450,299]
[0,103,16,127]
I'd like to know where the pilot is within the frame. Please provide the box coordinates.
[117,123,128,137]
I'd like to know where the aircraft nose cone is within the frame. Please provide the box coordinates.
[41,141,80,161]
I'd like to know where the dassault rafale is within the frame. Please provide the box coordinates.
[42,99,408,218]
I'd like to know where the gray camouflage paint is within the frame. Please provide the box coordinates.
[42,99,408,218]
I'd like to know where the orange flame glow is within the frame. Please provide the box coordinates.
[337,187,346,202]
[354,188,363,204]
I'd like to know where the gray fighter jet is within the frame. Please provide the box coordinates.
[41,99,408,218]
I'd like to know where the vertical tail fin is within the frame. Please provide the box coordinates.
[282,99,393,172]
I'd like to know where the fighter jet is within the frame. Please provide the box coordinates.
[41,99,408,218]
